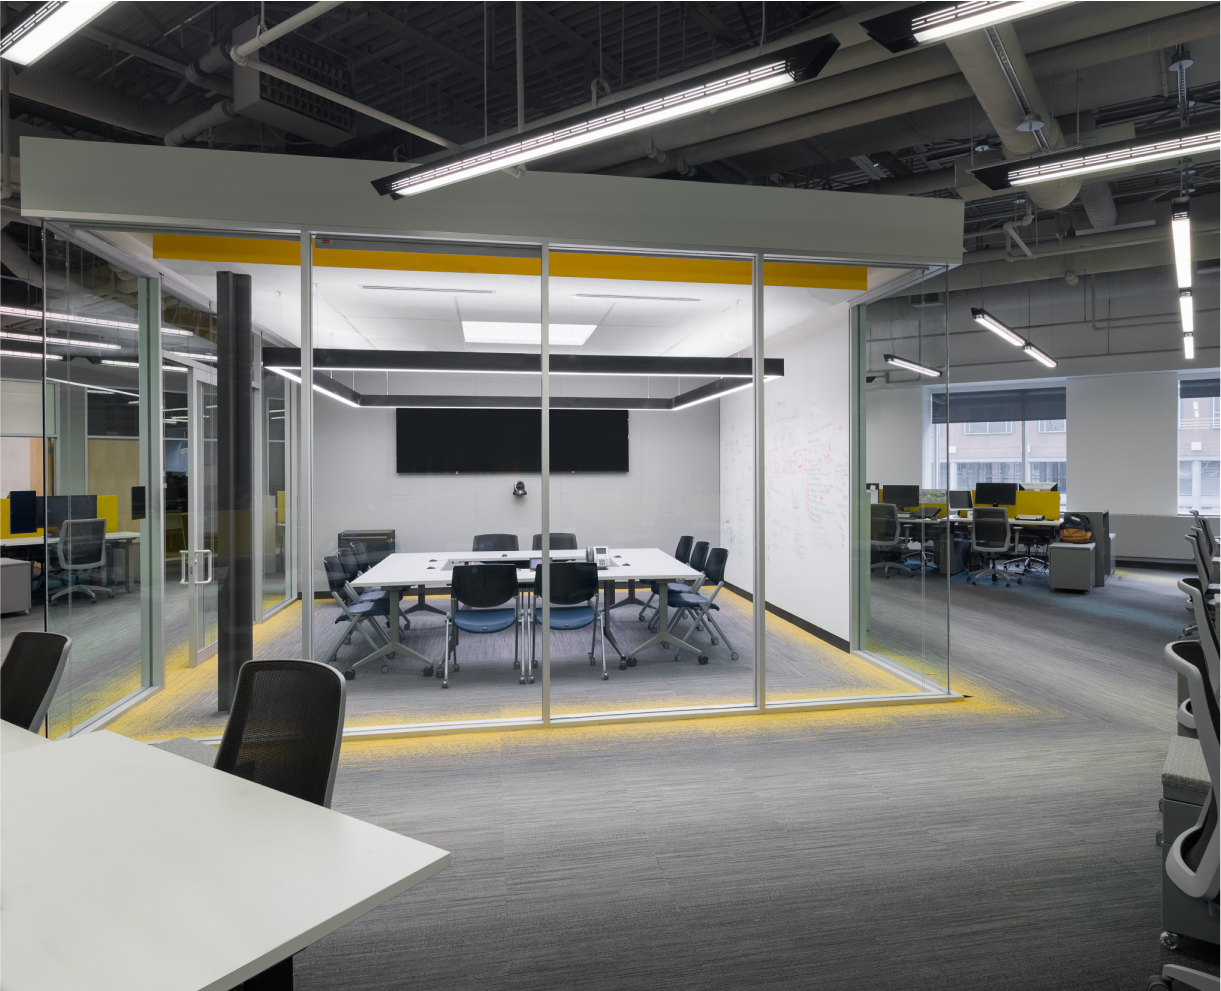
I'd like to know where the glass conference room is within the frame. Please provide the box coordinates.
[3,223,954,740]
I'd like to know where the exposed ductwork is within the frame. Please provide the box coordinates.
[944,24,1078,209]
[1,229,43,287]
[1078,182,1118,230]
[164,100,240,147]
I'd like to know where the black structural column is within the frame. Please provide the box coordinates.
[217,272,254,712]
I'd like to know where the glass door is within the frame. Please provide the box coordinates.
[187,374,219,665]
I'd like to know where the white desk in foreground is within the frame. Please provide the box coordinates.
[1,730,449,991]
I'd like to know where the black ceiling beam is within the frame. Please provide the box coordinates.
[522,3,635,85]
[362,6,519,99]
[687,2,750,49]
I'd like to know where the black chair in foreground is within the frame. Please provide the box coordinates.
[532,533,578,550]
[445,564,521,689]
[213,658,346,991]
[0,632,70,732]
[669,547,737,663]
[51,518,113,604]
[529,561,605,681]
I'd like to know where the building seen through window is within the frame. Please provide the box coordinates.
[1178,383,1220,516]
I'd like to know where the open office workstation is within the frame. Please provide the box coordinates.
[2,1,1219,988]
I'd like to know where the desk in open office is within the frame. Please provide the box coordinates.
[0,728,449,991]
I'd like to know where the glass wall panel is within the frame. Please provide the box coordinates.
[261,368,290,615]
[310,235,541,727]
[546,247,754,716]
[855,272,951,693]
[762,261,940,703]
[32,233,149,735]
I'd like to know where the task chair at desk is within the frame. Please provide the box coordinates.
[969,508,1016,586]
[870,504,911,578]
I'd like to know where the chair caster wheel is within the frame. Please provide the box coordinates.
[422,665,434,678]
[442,682,449,689]
[698,655,709,665]
[1160,931,1181,950]
[603,672,609,680]
[436,668,444,678]
[381,664,390,674]
[730,652,739,660]
[620,661,627,670]
[520,677,526,684]
[528,676,535,684]
[662,641,669,649]
[343,669,356,681]
[710,638,719,646]
[388,653,396,660]
[514,660,520,669]
[532,659,539,669]
[1147,979,1171,991]
[453,662,460,672]
[675,653,683,662]
[343,636,352,645]
[589,654,595,664]
[626,657,637,667]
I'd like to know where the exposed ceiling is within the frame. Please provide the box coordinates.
[1,1,1218,312]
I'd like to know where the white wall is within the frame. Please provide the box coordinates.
[720,303,852,643]
[311,392,719,590]
[864,386,922,487]
[1067,372,1178,514]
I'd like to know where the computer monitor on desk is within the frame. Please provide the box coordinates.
[949,490,973,511]
[882,484,921,510]
[1022,482,1058,491]
[975,482,1018,507]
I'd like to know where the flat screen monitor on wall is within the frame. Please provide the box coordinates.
[975,482,1018,506]
[396,409,629,474]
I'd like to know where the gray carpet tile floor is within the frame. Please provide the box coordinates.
[276,564,1219,990]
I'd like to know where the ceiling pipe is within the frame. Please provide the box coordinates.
[226,1,347,66]
[1078,181,1118,230]
[944,24,1079,209]
[164,100,239,147]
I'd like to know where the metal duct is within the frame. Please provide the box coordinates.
[945,24,1079,209]
[9,62,194,136]
[1078,182,1118,230]
[1,229,42,287]
[164,100,239,147]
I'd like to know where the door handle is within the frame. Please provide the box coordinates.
[195,549,213,585]
[178,550,190,584]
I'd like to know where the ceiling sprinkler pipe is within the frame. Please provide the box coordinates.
[1003,200,1035,260]
[164,100,238,147]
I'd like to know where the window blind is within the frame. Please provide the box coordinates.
[1180,378,1219,400]
[931,387,1066,424]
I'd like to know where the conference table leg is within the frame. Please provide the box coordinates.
[601,581,628,666]
[347,583,437,675]
[402,585,445,616]
[607,579,648,611]
[624,579,704,666]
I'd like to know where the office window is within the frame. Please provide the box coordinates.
[1179,379,1221,515]
[1036,419,1065,433]
[962,421,1013,434]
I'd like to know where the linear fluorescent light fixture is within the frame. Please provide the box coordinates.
[362,285,496,294]
[372,36,839,199]
[462,322,597,346]
[572,293,704,302]
[0,304,193,336]
[1184,332,1195,361]
[169,351,218,361]
[267,366,362,408]
[0,1,114,65]
[1172,202,1192,290]
[0,330,122,350]
[884,354,941,377]
[861,1,1072,53]
[1023,344,1057,368]
[102,359,188,372]
[971,308,1025,346]
[0,349,61,360]
[1180,290,1195,338]
[970,126,1221,191]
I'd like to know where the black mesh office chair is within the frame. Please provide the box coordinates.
[213,658,346,991]
[0,632,70,732]
[473,533,518,552]
[638,535,693,621]
[670,547,737,663]
[51,518,113,603]
[870,504,911,578]
[532,533,578,550]
[970,508,1015,586]
[529,561,605,681]
[445,564,521,689]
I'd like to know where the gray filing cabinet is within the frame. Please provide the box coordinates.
[1049,541,1095,592]
[0,557,32,615]
[1161,737,1217,944]
[1077,511,1111,586]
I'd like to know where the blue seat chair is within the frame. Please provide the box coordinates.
[668,547,737,663]
[647,540,708,632]
[444,564,521,689]
[638,535,693,622]
[528,561,606,681]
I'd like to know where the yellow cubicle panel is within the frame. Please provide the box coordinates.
[97,495,119,532]
[967,489,1060,520]
[276,490,285,524]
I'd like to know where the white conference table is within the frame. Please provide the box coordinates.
[351,547,706,672]
[0,530,142,593]
[1,729,450,991]
[0,718,49,755]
